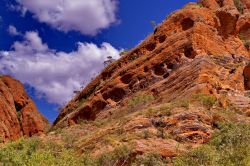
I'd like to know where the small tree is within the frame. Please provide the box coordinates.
[104,56,115,67]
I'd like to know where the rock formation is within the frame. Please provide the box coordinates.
[0,75,48,142]
[54,0,250,129]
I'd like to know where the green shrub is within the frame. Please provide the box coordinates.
[210,123,250,165]
[120,50,129,56]
[173,123,250,166]
[196,3,204,8]
[175,99,190,109]
[128,92,155,108]
[97,145,131,166]
[144,99,189,118]
[192,94,217,108]
[133,153,168,166]
[0,137,90,166]
[76,98,87,107]
[173,145,219,166]
[234,0,244,14]
[144,108,156,117]
[157,128,169,139]
[78,119,104,127]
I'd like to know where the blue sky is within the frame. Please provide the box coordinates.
[0,0,196,122]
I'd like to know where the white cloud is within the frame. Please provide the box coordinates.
[16,0,118,35]
[8,25,22,36]
[0,31,120,105]
[8,4,27,17]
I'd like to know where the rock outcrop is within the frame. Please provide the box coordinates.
[0,75,48,142]
[54,0,250,129]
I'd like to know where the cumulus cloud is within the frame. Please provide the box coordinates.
[16,0,118,35]
[8,25,22,36]
[0,31,120,105]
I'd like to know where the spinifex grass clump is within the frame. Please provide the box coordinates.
[0,137,85,165]
[173,123,250,166]
[128,92,155,108]
[192,93,217,108]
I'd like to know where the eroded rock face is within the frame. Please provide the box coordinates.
[0,76,48,142]
[54,0,250,127]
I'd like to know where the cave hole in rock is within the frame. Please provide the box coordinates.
[239,23,250,49]
[159,35,166,43]
[144,66,149,72]
[74,105,95,122]
[92,100,107,112]
[145,42,157,51]
[239,24,250,39]
[163,72,170,78]
[184,45,196,59]
[151,88,159,95]
[14,102,23,112]
[120,73,134,84]
[229,68,236,74]
[167,62,174,69]
[243,64,250,90]
[102,87,126,102]
[181,18,194,31]
[153,64,165,76]
[216,12,237,39]
[157,35,166,43]
[167,61,179,70]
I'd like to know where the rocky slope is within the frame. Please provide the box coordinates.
[48,0,250,163]
[54,0,250,127]
[0,75,48,142]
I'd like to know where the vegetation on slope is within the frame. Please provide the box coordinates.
[0,94,249,165]
[173,123,250,166]
[0,122,249,165]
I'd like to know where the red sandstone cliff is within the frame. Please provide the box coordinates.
[54,0,250,128]
[0,75,48,142]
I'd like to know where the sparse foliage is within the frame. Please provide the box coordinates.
[192,93,217,108]
[173,123,250,166]
[0,137,87,165]
[97,145,132,166]
[104,56,115,67]
[133,153,168,166]
[128,92,155,108]
[120,50,129,56]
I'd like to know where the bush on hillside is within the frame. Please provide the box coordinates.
[173,123,250,166]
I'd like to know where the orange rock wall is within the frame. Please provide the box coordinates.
[54,0,250,127]
[0,76,48,142]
